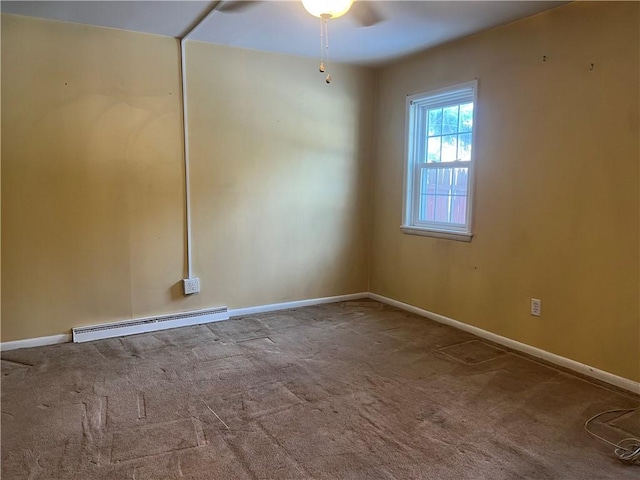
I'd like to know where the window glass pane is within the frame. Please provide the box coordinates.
[420,168,438,194]
[441,135,457,162]
[427,108,442,136]
[450,196,467,225]
[426,169,437,194]
[424,194,436,221]
[426,136,441,163]
[453,167,469,196]
[436,168,452,195]
[418,193,436,222]
[451,168,468,225]
[435,168,453,223]
[458,133,472,161]
[418,169,437,221]
[435,196,450,223]
[442,105,459,134]
[459,103,473,132]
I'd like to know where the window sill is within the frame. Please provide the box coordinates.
[400,225,473,242]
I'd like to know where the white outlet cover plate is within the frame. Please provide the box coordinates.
[531,298,541,316]
[183,277,200,295]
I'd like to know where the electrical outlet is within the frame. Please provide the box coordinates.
[183,277,200,295]
[530,298,541,317]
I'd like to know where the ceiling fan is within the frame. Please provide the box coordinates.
[216,1,385,83]
[216,0,384,27]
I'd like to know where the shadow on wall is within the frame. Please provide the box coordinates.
[3,94,185,335]
[186,45,375,306]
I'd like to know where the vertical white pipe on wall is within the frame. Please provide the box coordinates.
[180,38,194,279]
[179,2,222,280]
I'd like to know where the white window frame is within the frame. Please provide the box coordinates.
[401,80,478,242]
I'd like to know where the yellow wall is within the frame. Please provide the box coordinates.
[370,1,640,382]
[1,15,374,341]
[185,41,373,311]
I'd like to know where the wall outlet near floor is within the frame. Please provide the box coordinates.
[530,298,541,317]
[183,277,200,295]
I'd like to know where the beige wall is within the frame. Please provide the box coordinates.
[1,15,374,341]
[370,1,640,382]
[185,41,373,311]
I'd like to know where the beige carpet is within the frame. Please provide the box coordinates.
[1,300,638,479]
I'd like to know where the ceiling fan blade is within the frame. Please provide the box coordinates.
[350,1,385,27]
[216,1,262,14]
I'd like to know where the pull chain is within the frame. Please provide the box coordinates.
[318,16,325,73]
[324,16,331,83]
[318,14,332,84]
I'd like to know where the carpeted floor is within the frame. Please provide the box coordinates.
[1,300,638,479]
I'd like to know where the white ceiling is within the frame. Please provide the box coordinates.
[1,1,568,66]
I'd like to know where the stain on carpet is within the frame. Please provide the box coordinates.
[111,419,199,462]
[605,408,640,437]
[438,340,506,364]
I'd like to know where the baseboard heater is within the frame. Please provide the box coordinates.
[72,306,229,343]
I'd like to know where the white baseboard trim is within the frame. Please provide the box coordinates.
[0,293,369,351]
[1,333,72,352]
[72,306,229,343]
[368,293,640,394]
[3,291,636,394]
[229,292,369,318]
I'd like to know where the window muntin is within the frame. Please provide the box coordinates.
[403,81,477,239]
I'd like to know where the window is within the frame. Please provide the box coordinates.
[402,80,477,241]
